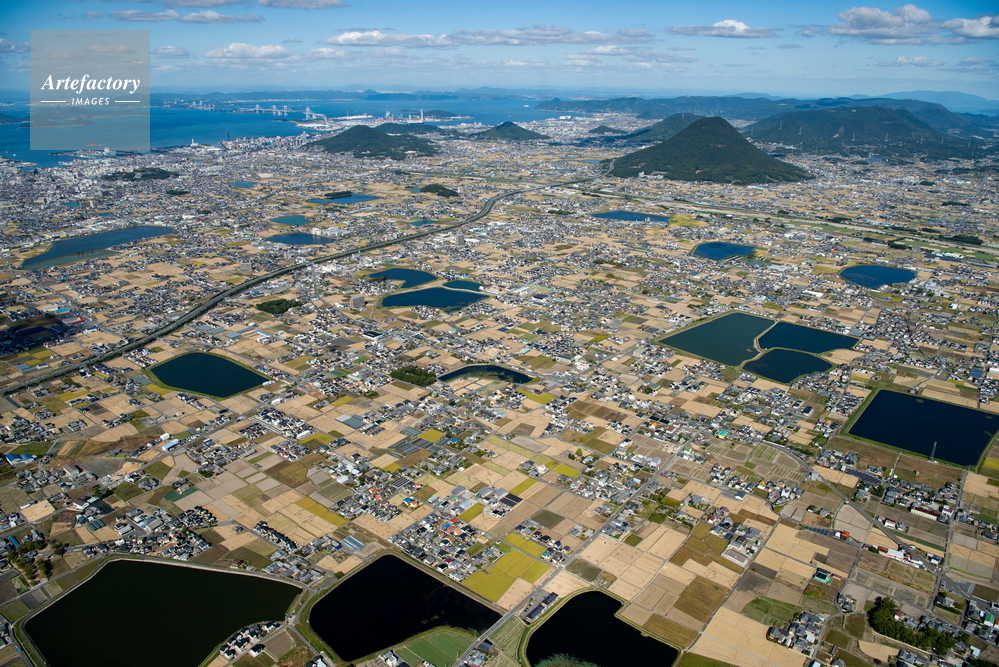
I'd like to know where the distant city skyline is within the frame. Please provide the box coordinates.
[0,0,996,98]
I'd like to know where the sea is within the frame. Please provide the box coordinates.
[0,99,584,169]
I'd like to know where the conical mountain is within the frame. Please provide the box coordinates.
[473,121,549,141]
[588,124,625,134]
[623,113,704,142]
[610,116,812,183]
[303,125,438,160]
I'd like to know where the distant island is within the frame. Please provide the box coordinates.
[473,121,549,141]
[303,125,439,160]
[610,116,813,184]
[0,113,25,125]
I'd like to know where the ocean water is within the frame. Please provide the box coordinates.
[0,99,582,169]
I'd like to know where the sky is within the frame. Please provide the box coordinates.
[0,0,997,98]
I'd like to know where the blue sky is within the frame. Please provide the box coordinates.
[0,0,996,97]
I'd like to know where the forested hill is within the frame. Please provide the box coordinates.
[743,107,992,159]
[610,116,813,184]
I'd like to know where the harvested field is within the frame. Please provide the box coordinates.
[674,576,727,623]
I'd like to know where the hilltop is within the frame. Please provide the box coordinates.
[588,125,625,134]
[374,122,452,135]
[303,125,439,160]
[610,116,812,184]
[623,113,705,143]
[472,122,549,141]
[744,107,991,159]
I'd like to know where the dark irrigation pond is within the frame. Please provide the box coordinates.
[841,264,916,288]
[592,210,672,223]
[267,233,339,245]
[368,267,438,288]
[660,312,856,383]
[692,242,755,261]
[307,194,379,204]
[438,364,532,384]
[848,390,999,466]
[149,352,268,398]
[411,219,437,226]
[758,322,857,355]
[26,560,300,667]
[382,287,490,312]
[525,591,678,667]
[308,554,499,662]
[229,181,256,188]
[269,215,312,227]
[744,349,834,384]
[21,226,173,268]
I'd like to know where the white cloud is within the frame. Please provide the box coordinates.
[778,42,803,48]
[306,47,349,59]
[154,46,192,58]
[323,30,452,48]
[179,10,264,23]
[0,38,29,53]
[828,4,940,44]
[941,14,999,40]
[452,25,655,46]
[110,9,181,21]
[876,55,945,66]
[585,45,635,55]
[204,43,293,58]
[669,19,777,38]
[82,11,105,19]
[322,24,654,49]
[564,54,604,68]
[257,0,346,7]
[283,38,303,43]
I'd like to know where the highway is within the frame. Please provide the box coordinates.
[0,174,595,400]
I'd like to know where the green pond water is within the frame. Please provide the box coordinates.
[660,313,772,366]
[149,352,268,398]
[660,312,857,383]
[26,560,301,667]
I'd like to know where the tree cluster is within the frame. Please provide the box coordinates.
[389,366,437,387]
[255,299,303,315]
[867,597,956,655]
[420,183,459,197]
